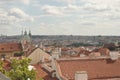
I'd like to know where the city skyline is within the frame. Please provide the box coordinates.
[0,0,120,36]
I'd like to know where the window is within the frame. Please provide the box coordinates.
[10,47,13,49]
[0,54,6,58]
[1,48,4,50]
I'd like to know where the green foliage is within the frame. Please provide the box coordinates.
[8,58,36,80]
[0,60,4,73]
[39,78,44,80]
[0,58,36,80]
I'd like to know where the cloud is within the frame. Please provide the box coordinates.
[41,5,64,16]
[0,8,34,25]
[82,22,96,26]
[65,4,80,10]
[86,0,119,6]
[0,0,30,5]
[20,0,30,5]
[1,0,120,35]
[82,0,120,11]
[9,8,28,19]
[54,0,76,4]
[9,8,34,22]
[0,9,12,25]
[41,4,80,16]
[83,3,110,11]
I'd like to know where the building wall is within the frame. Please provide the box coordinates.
[28,48,51,64]
[0,51,21,58]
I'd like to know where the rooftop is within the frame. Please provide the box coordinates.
[56,58,120,80]
[33,64,58,80]
[0,72,10,80]
[0,42,22,53]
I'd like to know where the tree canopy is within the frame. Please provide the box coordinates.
[0,58,36,80]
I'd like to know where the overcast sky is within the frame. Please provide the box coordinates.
[0,0,120,36]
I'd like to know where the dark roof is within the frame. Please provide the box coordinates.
[0,72,10,80]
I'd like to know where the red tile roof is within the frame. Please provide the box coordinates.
[33,64,58,80]
[98,48,110,55]
[56,58,120,80]
[1,59,11,71]
[0,42,22,53]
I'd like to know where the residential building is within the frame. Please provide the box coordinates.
[52,57,120,80]
[0,42,22,58]
[28,47,51,64]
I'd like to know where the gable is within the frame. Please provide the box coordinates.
[28,48,51,64]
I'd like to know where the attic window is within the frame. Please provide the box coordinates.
[10,47,13,49]
[1,48,4,50]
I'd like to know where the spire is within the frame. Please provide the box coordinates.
[29,28,32,37]
[24,29,27,35]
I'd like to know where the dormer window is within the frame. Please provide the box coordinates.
[10,47,13,49]
[1,48,4,50]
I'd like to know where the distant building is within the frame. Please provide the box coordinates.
[0,42,22,58]
[28,47,51,64]
[51,48,61,59]
[21,30,32,51]
[33,64,58,80]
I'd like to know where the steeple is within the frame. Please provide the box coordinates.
[21,28,32,50]
[21,28,23,36]
[21,28,32,43]
[29,28,32,37]
[24,29,27,35]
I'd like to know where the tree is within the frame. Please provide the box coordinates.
[0,60,5,73]
[39,78,44,80]
[6,58,36,80]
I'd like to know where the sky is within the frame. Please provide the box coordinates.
[0,0,120,36]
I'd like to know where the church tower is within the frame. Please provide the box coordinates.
[24,30,27,35]
[21,29,32,51]
[29,29,32,38]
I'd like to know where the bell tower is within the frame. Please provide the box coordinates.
[29,29,32,38]
[21,29,32,51]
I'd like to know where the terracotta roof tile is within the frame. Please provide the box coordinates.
[0,42,22,53]
[33,64,58,80]
[98,48,110,55]
[56,58,120,80]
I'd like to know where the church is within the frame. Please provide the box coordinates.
[21,29,32,51]
[0,29,33,58]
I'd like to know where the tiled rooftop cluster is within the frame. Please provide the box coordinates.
[0,42,22,52]
[56,58,120,80]
[0,38,120,80]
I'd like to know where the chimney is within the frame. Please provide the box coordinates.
[52,48,60,59]
[110,51,119,60]
[75,71,88,80]
[59,48,62,56]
